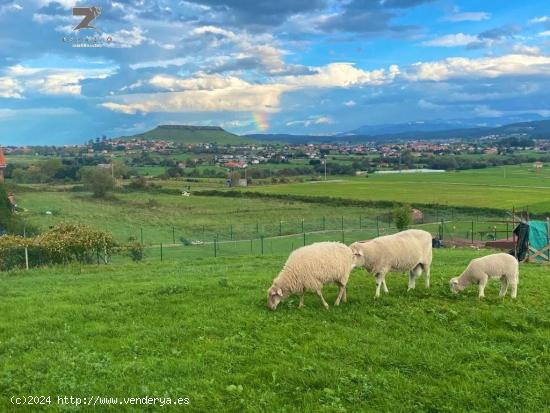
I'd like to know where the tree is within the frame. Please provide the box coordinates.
[79,167,115,198]
[393,204,412,231]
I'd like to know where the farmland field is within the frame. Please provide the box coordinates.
[16,190,405,244]
[246,164,550,213]
[1,248,549,412]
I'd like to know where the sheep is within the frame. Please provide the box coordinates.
[449,253,519,299]
[350,229,433,298]
[267,242,359,310]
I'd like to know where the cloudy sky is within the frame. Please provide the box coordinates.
[0,0,549,145]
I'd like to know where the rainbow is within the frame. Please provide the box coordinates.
[253,112,269,132]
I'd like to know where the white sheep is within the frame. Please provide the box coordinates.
[449,253,519,299]
[267,242,359,310]
[350,229,433,298]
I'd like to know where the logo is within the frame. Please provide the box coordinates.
[63,6,112,48]
[73,7,101,31]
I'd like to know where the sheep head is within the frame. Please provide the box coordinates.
[449,277,464,293]
[350,243,366,267]
[267,285,284,310]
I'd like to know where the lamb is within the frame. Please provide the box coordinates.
[350,229,433,298]
[449,253,519,299]
[267,242,359,310]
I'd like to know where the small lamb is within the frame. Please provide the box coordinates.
[267,242,359,310]
[449,253,519,299]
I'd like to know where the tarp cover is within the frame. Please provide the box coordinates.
[529,220,549,261]
[513,221,549,261]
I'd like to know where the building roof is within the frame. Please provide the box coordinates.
[0,147,6,168]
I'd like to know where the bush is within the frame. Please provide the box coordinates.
[127,242,144,262]
[79,167,116,198]
[393,205,412,231]
[0,223,118,270]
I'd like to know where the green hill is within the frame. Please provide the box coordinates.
[124,125,253,145]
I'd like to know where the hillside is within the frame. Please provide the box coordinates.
[124,125,252,145]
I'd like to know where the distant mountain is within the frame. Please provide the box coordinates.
[247,118,550,144]
[343,114,549,137]
[121,125,252,145]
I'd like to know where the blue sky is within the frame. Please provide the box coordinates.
[0,0,549,145]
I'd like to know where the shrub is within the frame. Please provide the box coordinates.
[393,204,412,231]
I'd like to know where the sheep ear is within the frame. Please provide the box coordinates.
[277,288,283,296]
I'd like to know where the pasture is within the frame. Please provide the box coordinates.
[247,164,550,213]
[16,190,397,244]
[1,248,549,412]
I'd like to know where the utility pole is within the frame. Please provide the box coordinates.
[324,159,327,181]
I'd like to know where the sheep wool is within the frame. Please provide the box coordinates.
[267,242,357,311]
[350,229,433,297]
[450,253,519,298]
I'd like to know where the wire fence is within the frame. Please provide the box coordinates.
[3,212,515,270]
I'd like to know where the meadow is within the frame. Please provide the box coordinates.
[1,248,549,412]
[246,164,550,214]
[16,190,399,245]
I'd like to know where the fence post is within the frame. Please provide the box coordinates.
[140,228,144,245]
[279,221,282,236]
[341,216,344,230]
[303,232,306,246]
[301,219,304,233]
[471,220,474,244]
[160,243,163,262]
[440,220,444,240]
[214,237,217,257]
[261,236,264,255]
[250,238,253,254]
[323,216,326,231]
[230,224,233,240]
[25,246,29,270]
[376,217,380,237]
[359,216,362,229]
[506,222,509,240]
[172,227,175,244]
[341,230,345,244]
[256,222,259,234]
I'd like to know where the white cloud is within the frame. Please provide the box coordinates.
[343,100,356,107]
[417,99,444,110]
[511,44,541,55]
[104,62,398,114]
[287,115,332,127]
[0,2,22,15]
[538,31,550,37]
[0,77,23,98]
[0,107,79,120]
[530,16,549,24]
[4,64,116,97]
[443,12,490,22]
[422,33,478,47]
[405,54,550,81]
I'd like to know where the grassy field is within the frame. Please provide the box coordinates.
[16,190,404,244]
[247,164,550,213]
[1,248,549,412]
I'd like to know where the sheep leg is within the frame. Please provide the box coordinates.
[375,273,385,298]
[299,293,305,308]
[335,283,346,306]
[499,278,509,297]
[342,286,347,303]
[425,265,431,289]
[316,289,329,309]
[382,279,389,294]
[510,282,518,299]
[408,266,422,291]
[478,275,488,298]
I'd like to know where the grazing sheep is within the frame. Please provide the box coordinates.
[350,229,433,298]
[267,242,359,310]
[449,253,519,299]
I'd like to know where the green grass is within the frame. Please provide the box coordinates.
[1,248,549,412]
[17,190,402,244]
[247,164,550,213]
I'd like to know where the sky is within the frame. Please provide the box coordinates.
[0,0,549,145]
